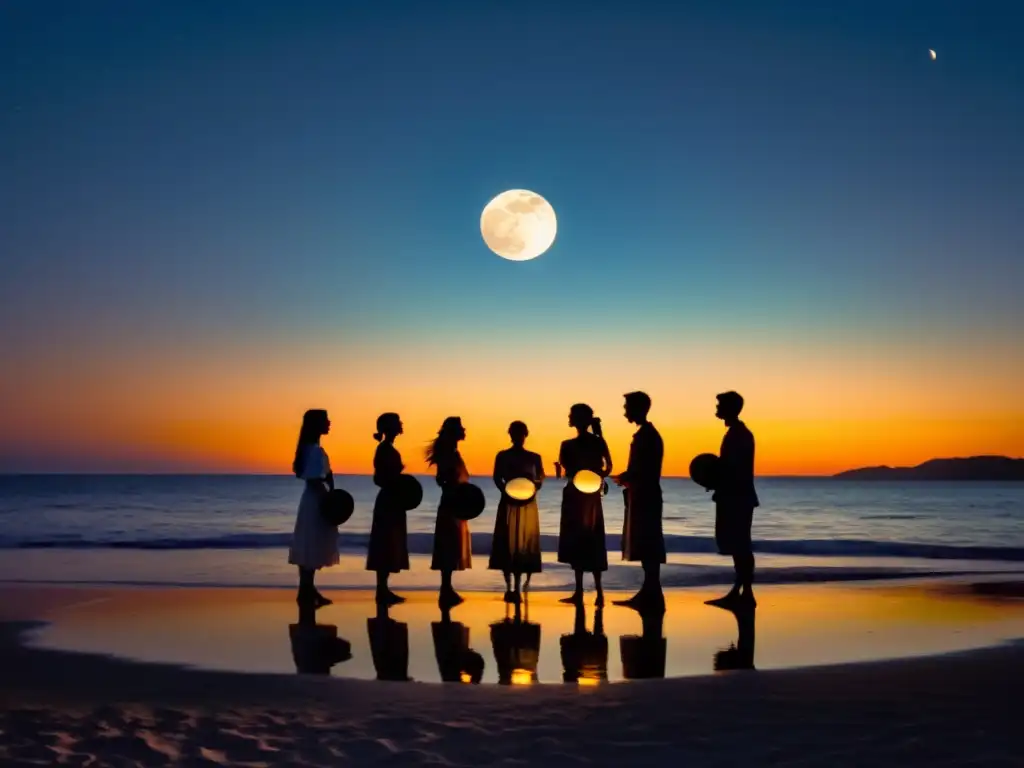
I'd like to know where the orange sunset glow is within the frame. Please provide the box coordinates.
[2,328,1021,475]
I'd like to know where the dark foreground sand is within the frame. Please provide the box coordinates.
[1,584,1022,767]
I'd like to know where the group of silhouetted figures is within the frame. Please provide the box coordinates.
[287,390,759,613]
[288,597,757,683]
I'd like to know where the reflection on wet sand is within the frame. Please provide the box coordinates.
[29,584,1024,683]
[367,604,411,681]
[713,603,756,672]
[490,601,541,685]
[432,606,485,684]
[560,603,608,686]
[620,608,667,680]
[288,602,352,675]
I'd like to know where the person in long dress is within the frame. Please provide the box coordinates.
[560,603,608,685]
[490,601,542,685]
[287,408,338,607]
[613,391,666,610]
[557,403,613,607]
[426,416,473,607]
[489,421,544,604]
[432,606,485,684]
[367,412,410,606]
[367,603,411,682]
[288,601,352,675]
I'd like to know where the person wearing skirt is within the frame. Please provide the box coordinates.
[367,412,410,606]
[557,403,613,607]
[287,409,339,607]
[489,420,543,604]
[427,416,472,607]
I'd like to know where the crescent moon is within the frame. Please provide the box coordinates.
[929,49,937,60]
[480,189,557,261]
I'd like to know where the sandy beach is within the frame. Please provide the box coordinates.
[1,581,1022,766]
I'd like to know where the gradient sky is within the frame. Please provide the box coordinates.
[2,1,1022,475]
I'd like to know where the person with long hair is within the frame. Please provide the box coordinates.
[557,404,612,606]
[287,408,338,606]
[426,416,472,606]
[367,412,410,605]
[489,421,544,604]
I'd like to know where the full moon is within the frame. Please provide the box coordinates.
[480,189,557,261]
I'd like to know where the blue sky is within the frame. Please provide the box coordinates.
[1,1,1022,472]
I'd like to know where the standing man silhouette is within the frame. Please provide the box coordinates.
[707,391,759,607]
[613,391,665,609]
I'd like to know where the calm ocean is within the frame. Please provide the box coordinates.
[1,475,1022,590]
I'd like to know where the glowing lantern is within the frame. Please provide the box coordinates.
[505,477,536,502]
[572,469,602,495]
[577,676,600,687]
[510,668,534,686]
[459,672,473,684]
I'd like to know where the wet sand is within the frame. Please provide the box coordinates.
[1,582,1022,766]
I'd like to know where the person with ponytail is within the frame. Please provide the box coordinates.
[367,412,410,605]
[556,403,613,606]
[287,409,338,606]
[426,416,472,607]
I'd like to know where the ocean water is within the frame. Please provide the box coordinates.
[1,475,1022,590]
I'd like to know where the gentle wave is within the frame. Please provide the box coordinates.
[4,532,1024,562]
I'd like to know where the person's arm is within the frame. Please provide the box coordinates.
[493,452,505,493]
[323,448,335,491]
[534,454,545,489]
[600,438,614,478]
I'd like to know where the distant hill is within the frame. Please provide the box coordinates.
[834,456,1024,481]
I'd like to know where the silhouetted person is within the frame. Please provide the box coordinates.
[558,404,612,606]
[490,421,544,604]
[426,417,473,607]
[560,603,608,685]
[490,600,542,685]
[288,409,337,608]
[613,391,665,610]
[432,606,485,684]
[367,412,409,606]
[367,603,411,681]
[288,601,352,675]
[712,602,756,672]
[706,391,760,607]
[619,607,667,680]
[554,461,563,479]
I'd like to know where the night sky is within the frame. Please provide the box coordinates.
[2,1,1022,474]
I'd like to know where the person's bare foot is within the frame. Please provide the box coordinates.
[612,592,643,607]
[705,591,740,608]
[440,590,464,607]
[377,590,405,606]
[559,592,583,605]
[595,594,605,608]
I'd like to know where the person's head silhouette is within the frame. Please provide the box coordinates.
[292,409,330,477]
[715,391,744,424]
[426,417,466,464]
[374,412,403,442]
[508,420,529,448]
[569,404,601,437]
[623,391,652,425]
